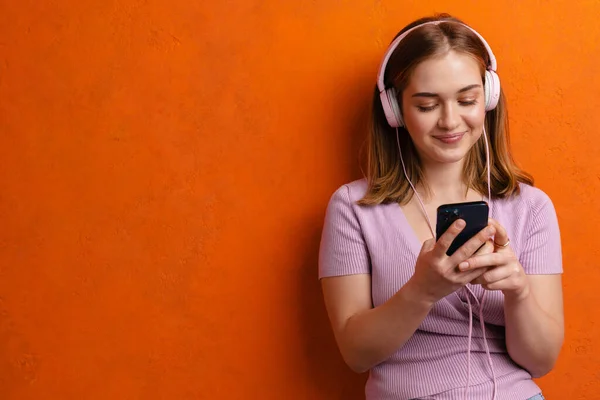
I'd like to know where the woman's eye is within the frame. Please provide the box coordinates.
[417,105,437,112]
[416,99,477,112]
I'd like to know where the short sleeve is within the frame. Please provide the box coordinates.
[318,185,371,279]
[519,194,563,275]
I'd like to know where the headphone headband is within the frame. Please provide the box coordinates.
[376,20,497,92]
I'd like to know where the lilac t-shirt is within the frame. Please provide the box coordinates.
[318,178,563,400]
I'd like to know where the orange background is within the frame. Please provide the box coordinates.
[0,1,598,399]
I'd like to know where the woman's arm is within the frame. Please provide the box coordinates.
[321,274,434,373]
[503,274,564,377]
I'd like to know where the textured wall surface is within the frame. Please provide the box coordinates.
[0,0,598,398]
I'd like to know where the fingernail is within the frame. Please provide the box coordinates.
[459,261,469,270]
[456,220,466,228]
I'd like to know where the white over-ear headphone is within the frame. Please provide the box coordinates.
[376,20,501,128]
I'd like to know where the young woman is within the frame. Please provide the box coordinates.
[318,13,564,400]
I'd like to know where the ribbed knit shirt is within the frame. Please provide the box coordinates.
[318,178,563,400]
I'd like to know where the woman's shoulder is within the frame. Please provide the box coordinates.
[496,182,559,237]
[502,182,556,214]
[327,178,369,204]
[503,184,562,274]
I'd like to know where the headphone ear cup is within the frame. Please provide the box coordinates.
[484,70,501,111]
[380,87,400,128]
[387,87,405,127]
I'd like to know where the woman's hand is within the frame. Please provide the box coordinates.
[407,219,497,305]
[458,218,530,301]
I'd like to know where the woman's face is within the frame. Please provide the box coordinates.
[401,50,486,167]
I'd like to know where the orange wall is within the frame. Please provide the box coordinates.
[0,1,598,399]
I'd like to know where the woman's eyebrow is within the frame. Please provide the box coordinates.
[411,84,482,98]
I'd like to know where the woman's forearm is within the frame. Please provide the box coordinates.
[339,280,433,373]
[504,288,564,378]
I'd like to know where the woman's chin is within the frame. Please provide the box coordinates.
[429,148,470,164]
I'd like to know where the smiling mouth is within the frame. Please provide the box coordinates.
[434,132,466,143]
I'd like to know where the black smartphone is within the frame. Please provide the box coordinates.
[436,201,489,256]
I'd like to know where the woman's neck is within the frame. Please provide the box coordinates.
[417,160,477,204]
